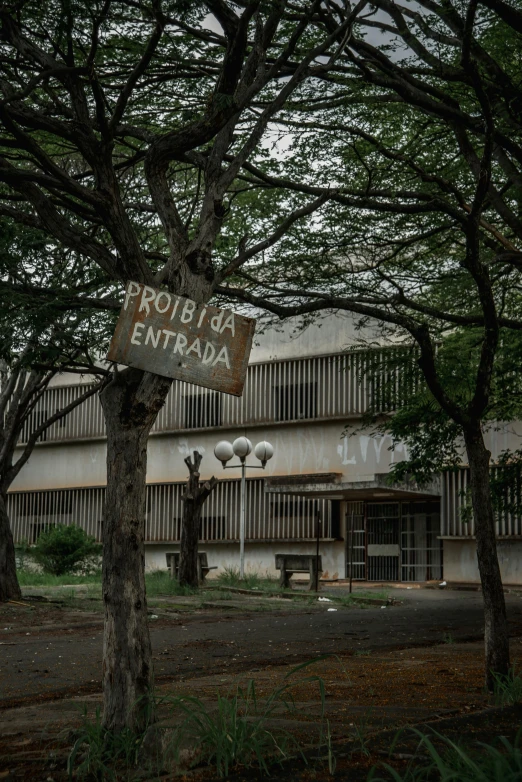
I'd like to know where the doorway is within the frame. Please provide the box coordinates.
[345,500,442,582]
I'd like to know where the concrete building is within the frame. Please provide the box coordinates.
[7,313,522,584]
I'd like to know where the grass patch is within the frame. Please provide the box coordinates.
[492,665,522,707]
[68,705,154,781]
[67,662,329,780]
[165,681,305,777]
[370,728,522,781]
[17,570,102,586]
[216,565,281,592]
[19,568,197,598]
[145,570,198,597]
[163,660,327,778]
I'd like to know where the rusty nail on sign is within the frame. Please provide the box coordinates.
[106,281,256,396]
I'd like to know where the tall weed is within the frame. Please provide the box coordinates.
[491,665,522,706]
[67,660,330,779]
[67,706,150,781]
[369,728,522,781]
[164,660,327,777]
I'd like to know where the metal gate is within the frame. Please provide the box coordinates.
[345,502,366,580]
[345,500,442,582]
[401,501,442,581]
[367,503,400,581]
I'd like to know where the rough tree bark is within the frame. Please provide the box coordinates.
[178,451,217,588]
[99,266,213,730]
[0,492,22,602]
[100,368,172,732]
[463,424,511,688]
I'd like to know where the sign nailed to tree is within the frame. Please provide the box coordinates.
[107,282,256,396]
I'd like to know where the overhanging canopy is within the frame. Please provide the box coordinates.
[264,473,440,500]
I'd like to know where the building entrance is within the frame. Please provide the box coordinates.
[345,500,442,582]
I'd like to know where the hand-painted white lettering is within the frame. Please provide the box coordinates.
[145,326,161,348]
[337,437,356,465]
[186,338,202,358]
[181,299,196,323]
[131,322,145,345]
[155,291,171,314]
[202,341,216,365]
[170,297,181,320]
[359,435,370,463]
[173,333,188,355]
[210,311,224,332]
[220,312,235,336]
[212,345,230,369]
[162,329,176,348]
[139,285,157,315]
[197,308,207,327]
[373,436,388,463]
[124,281,141,310]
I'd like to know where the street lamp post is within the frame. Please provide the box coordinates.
[214,437,274,579]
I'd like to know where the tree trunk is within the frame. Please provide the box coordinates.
[100,368,171,733]
[178,452,217,588]
[0,492,22,602]
[178,502,201,588]
[463,423,510,689]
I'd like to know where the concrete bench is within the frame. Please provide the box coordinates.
[275,554,322,591]
[166,552,217,583]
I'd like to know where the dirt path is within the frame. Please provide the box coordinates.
[2,588,522,707]
[1,588,521,779]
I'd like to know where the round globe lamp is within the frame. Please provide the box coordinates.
[232,436,253,460]
[254,441,274,467]
[214,440,234,468]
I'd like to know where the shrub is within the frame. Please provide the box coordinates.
[31,524,101,576]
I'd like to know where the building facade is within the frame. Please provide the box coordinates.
[7,314,522,584]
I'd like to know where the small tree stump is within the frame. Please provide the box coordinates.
[178,451,217,587]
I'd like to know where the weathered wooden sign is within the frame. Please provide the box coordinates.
[106,282,256,396]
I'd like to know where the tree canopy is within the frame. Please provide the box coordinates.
[1,0,520,716]
[0,0,366,732]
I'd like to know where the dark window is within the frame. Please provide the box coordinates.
[183,392,221,429]
[270,499,319,518]
[273,382,317,422]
